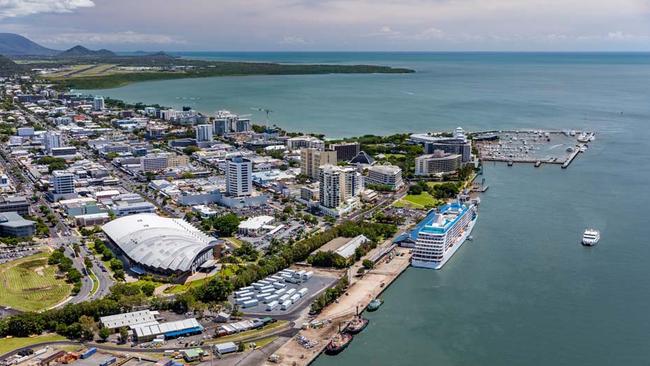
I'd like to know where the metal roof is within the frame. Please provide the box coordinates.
[133,318,202,339]
[102,213,218,272]
[99,310,158,329]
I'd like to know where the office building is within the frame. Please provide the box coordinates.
[0,196,30,215]
[195,124,213,142]
[0,212,35,237]
[330,142,360,162]
[16,127,34,137]
[93,96,105,111]
[366,165,403,190]
[415,150,462,176]
[52,171,75,194]
[300,148,337,179]
[226,156,253,197]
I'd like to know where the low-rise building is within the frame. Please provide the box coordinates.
[0,212,35,237]
[366,164,403,190]
[415,150,462,176]
[238,215,276,236]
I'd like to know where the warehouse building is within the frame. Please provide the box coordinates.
[102,213,219,280]
[99,310,159,330]
[133,318,203,342]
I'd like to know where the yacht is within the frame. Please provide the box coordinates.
[582,228,600,246]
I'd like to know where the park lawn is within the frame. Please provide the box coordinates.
[248,336,278,350]
[223,237,243,249]
[163,275,214,295]
[398,192,442,209]
[0,334,67,355]
[0,252,72,312]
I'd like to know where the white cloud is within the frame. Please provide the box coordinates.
[0,0,94,19]
[280,35,310,45]
[38,31,185,45]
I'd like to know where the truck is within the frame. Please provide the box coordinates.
[266,301,279,311]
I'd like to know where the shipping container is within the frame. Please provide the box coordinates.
[235,296,252,304]
[242,299,259,308]
[264,294,279,303]
[281,300,292,310]
[80,347,97,359]
[100,357,117,366]
[266,301,279,311]
[290,293,300,303]
[298,288,308,297]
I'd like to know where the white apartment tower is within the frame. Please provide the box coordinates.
[195,124,213,142]
[226,156,253,197]
[44,131,62,154]
[319,165,360,209]
[93,96,105,111]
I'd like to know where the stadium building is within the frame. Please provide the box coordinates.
[102,213,219,281]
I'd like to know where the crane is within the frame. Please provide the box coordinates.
[251,107,273,123]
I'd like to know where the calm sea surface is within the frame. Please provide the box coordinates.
[88,53,650,365]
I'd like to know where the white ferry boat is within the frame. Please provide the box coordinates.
[582,228,600,246]
[411,202,478,269]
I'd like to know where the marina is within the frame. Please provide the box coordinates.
[474,130,595,168]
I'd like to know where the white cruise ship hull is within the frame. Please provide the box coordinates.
[411,216,477,270]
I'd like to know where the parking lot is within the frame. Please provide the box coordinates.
[236,273,337,317]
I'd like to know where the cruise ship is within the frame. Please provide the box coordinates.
[411,202,478,269]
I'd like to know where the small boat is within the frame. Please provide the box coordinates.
[325,331,353,355]
[507,160,514,166]
[582,228,600,246]
[467,235,473,241]
[534,161,541,168]
[367,299,383,312]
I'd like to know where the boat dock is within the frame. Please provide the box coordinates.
[561,145,583,169]
[266,246,411,366]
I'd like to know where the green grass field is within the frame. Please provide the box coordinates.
[0,252,72,312]
[0,334,67,355]
[394,192,441,210]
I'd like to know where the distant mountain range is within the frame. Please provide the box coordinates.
[57,45,116,58]
[0,33,118,58]
[0,33,58,56]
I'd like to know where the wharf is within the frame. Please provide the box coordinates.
[562,145,584,169]
[265,246,411,366]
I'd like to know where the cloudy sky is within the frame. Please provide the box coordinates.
[1,0,649,51]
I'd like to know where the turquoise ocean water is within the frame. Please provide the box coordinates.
[88,53,650,365]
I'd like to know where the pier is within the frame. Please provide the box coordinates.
[561,145,583,169]
[266,246,411,366]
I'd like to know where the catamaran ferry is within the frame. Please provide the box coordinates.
[411,202,478,269]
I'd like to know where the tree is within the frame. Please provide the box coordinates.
[211,213,240,237]
[183,145,200,155]
[118,327,129,344]
[79,315,96,341]
[98,327,110,341]
[362,259,375,270]
[141,282,156,297]
[84,257,93,269]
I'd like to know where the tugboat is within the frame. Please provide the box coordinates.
[344,307,369,335]
[367,298,383,312]
[325,326,353,355]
